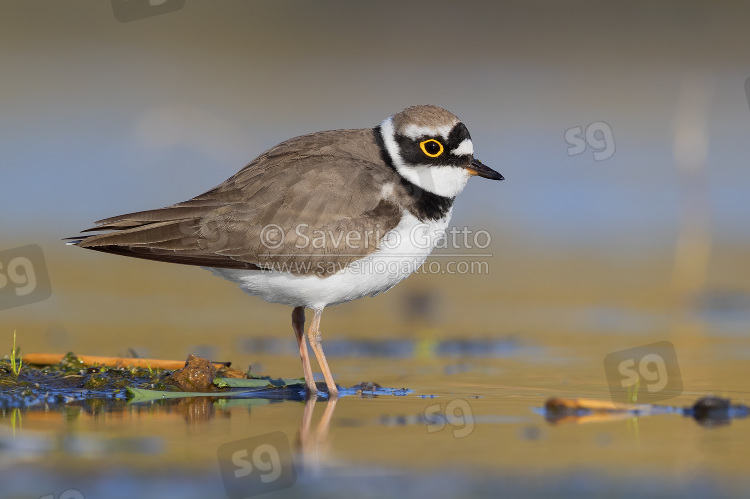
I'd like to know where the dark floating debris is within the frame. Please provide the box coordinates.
[686,396,750,427]
[350,381,383,396]
[542,396,750,427]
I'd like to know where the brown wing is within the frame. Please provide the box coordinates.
[70,129,403,276]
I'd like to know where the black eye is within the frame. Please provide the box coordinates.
[419,139,444,158]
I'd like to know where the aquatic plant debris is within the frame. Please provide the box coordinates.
[10,330,22,376]
[542,396,750,426]
[126,386,258,403]
[167,354,219,392]
[0,352,296,407]
[0,352,410,407]
[214,377,306,388]
[20,352,240,374]
[0,352,170,409]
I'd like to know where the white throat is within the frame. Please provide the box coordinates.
[380,116,471,199]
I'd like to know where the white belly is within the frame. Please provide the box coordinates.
[207,210,451,310]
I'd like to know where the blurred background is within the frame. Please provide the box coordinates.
[3,0,749,364]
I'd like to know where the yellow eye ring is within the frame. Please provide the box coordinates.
[419,139,444,158]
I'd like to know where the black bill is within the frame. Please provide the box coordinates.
[466,159,504,180]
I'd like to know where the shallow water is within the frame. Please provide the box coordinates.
[2,240,750,498]
[2,325,750,499]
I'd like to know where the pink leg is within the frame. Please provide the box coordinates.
[292,306,317,394]
[307,308,339,397]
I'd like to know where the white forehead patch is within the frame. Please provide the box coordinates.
[451,138,474,156]
[402,122,456,141]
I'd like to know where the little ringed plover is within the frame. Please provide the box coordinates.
[68,105,503,396]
